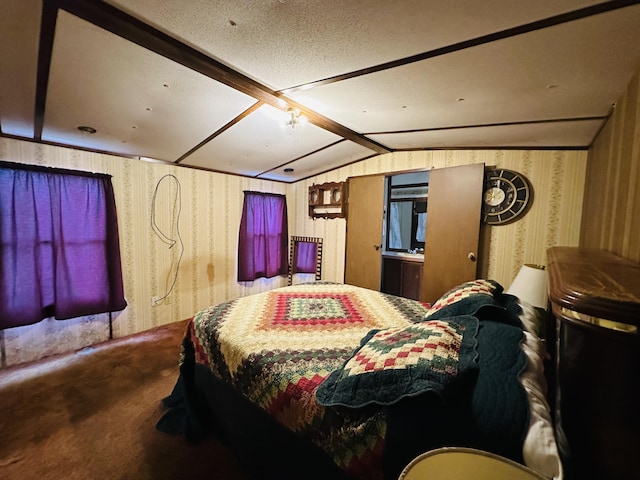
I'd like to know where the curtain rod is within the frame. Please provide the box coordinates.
[243,190,285,197]
[0,160,112,180]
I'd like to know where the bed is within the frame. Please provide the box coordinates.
[157,280,562,480]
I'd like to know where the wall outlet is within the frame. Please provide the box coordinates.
[151,296,160,306]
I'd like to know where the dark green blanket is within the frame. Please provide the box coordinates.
[383,318,528,478]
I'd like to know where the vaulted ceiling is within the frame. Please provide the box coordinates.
[2,0,640,182]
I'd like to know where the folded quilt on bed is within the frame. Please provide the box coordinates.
[424,279,522,325]
[315,316,479,408]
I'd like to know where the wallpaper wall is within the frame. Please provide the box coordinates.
[288,149,588,289]
[0,137,286,367]
[581,67,640,261]
[0,137,587,368]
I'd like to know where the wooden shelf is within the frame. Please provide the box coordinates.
[308,181,347,219]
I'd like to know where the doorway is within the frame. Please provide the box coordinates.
[344,163,484,304]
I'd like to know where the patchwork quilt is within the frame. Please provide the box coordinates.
[180,281,529,480]
[187,282,431,478]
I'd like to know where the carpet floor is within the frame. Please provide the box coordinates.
[0,319,250,480]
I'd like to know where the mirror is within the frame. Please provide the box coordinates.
[330,186,341,203]
[288,236,323,286]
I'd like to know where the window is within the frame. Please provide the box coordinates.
[385,171,429,253]
[0,162,127,330]
[237,191,288,281]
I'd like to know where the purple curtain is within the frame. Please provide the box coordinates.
[237,191,288,282]
[293,241,317,274]
[0,162,127,330]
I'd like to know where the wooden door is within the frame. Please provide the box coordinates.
[421,163,484,304]
[344,174,385,289]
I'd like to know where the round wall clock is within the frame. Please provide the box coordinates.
[482,169,531,225]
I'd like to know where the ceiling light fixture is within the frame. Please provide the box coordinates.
[284,106,306,129]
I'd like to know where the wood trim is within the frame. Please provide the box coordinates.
[255,140,345,178]
[175,101,264,164]
[51,0,391,155]
[34,1,59,140]
[547,246,640,326]
[365,116,608,136]
[282,0,640,92]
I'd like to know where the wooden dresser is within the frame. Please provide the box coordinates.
[547,246,640,480]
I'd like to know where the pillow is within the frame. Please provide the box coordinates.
[315,316,479,408]
[425,280,513,323]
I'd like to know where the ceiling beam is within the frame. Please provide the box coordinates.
[34,1,59,140]
[282,0,640,92]
[365,115,609,135]
[174,101,264,164]
[47,0,391,155]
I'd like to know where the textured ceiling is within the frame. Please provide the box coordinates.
[2,0,640,182]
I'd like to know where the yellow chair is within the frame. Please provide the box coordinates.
[399,447,549,480]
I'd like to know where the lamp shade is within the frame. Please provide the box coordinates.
[507,264,548,309]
